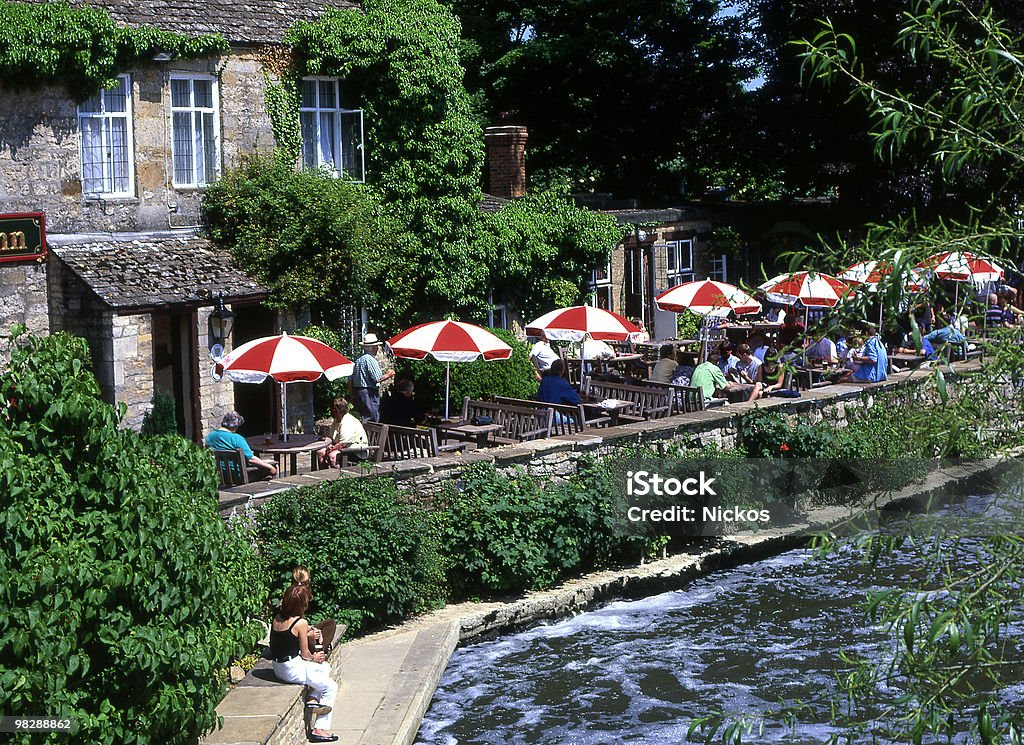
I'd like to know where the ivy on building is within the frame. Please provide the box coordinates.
[0,1,227,100]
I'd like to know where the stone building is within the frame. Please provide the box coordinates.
[0,0,358,439]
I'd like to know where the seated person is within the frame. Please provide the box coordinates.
[650,344,677,383]
[205,411,277,481]
[535,360,580,425]
[581,333,616,375]
[670,352,697,388]
[839,322,888,383]
[806,334,838,365]
[765,304,787,324]
[985,293,1007,328]
[691,356,761,403]
[716,341,740,377]
[758,349,788,395]
[380,378,426,427]
[318,397,369,468]
[629,318,651,343]
[778,314,806,350]
[728,343,764,401]
[896,325,966,359]
[529,330,559,381]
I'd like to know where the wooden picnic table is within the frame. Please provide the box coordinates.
[582,398,637,427]
[439,421,503,449]
[247,433,326,476]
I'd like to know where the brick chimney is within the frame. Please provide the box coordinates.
[484,125,528,199]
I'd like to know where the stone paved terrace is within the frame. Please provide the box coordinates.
[204,361,987,745]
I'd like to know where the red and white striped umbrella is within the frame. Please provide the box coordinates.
[387,321,512,418]
[525,305,641,342]
[654,279,761,317]
[840,260,892,290]
[219,333,354,440]
[387,321,512,363]
[220,333,354,383]
[759,271,854,308]
[916,251,1005,283]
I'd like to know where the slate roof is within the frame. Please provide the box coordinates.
[18,0,358,45]
[54,235,268,311]
[478,193,509,214]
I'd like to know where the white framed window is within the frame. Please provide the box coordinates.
[665,239,694,287]
[709,253,728,283]
[589,259,613,310]
[78,75,134,196]
[300,77,365,182]
[170,75,220,187]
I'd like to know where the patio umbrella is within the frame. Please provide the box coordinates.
[525,305,641,342]
[916,251,1005,309]
[759,271,854,308]
[654,279,762,360]
[841,261,893,324]
[219,333,354,441]
[386,320,512,419]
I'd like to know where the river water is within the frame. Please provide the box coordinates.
[416,495,1024,745]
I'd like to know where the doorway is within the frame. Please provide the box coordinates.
[229,304,277,437]
[151,311,200,440]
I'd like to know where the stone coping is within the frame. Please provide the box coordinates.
[219,362,960,514]
[204,455,1012,745]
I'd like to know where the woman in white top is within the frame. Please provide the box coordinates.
[319,397,369,468]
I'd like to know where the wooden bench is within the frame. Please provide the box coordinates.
[454,398,553,445]
[329,422,387,466]
[375,423,464,461]
[635,379,724,414]
[212,448,250,487]
[582,378,673,422]
[492,396,611,434]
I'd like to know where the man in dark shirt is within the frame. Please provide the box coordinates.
[536,360,580,406]
[379,378,426,427]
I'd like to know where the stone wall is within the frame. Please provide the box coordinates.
[112,313,155,430]
[0,259,49,358]
[0,51,275,234]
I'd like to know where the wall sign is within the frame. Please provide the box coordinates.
[0,212,46,264]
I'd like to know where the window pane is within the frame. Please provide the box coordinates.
[340,110,363,180]
[109,118,130,193]
[79,92,101,114]
[300,112,318,168]
[193,79,213,108]
[301,80,317,108]
[318,111,336,170]
[80,118,105,192]
[172,111,194,183]
[202,112,217,183]
[193,112,205,184]
[318,80,336,109]
[103,77,128,113]
[171,79,190,108]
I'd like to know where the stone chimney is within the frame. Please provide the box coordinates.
[484,125,528,199]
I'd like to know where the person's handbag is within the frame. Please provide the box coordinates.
[471,415,494,426]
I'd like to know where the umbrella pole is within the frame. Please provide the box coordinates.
[445,361,450,420]
[281,381,288,442]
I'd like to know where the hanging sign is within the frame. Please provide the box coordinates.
[0,212,46,264]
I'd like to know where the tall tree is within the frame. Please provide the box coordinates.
[444,0,753,201]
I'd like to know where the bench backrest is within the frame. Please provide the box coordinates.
[492,396,585,435]
[378,423,437,461]
[461,398,554,441]
[362,422,389,463]
[212,448,249,487]
[583,378,672,419]
[636,379,707,414]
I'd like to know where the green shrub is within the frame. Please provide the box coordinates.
[140,389,178,436]
[0,330,264,745]
[397,327,538,414]
[294,324,352,419]
[255,478,446,633]
[439,462,633,597]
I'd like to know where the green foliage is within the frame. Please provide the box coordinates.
[0,1,227,100]
[287,0,490,320]
[140,389,178,437]
[262,72,302,163]
[438,462,635,596]
[675,309,703,341]
[255,478,446,633]
[0,331,264,744]
[477,186,624,319]
[294,324,351,418]
[202,155,403,321]
[397,327,538,413]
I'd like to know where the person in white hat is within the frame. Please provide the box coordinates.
[350,333,395,422]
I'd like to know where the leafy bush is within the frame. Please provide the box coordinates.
[255,478,447,633]
[294,324,352,419]
[140,389,178,436]
[0,330,264,744]
[439,462,634,597]
[398,327,538,414]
